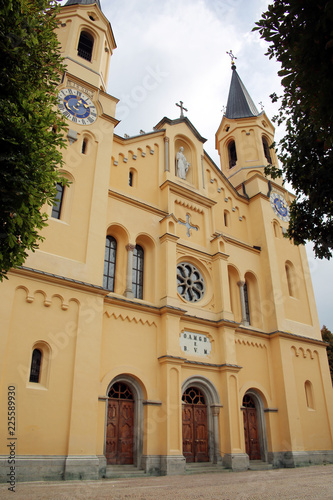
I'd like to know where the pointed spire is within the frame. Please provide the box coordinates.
[225,65,259,119]
[64,0,102,11]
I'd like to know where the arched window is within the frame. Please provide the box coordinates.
[244,282,251,325]
[129,171,133,186]
[228,140,237,169]
[51,183,64,219]
[29,349,42,383]
[77,31,94,62]
[224,210,230,227]
[305,380,314,409]
[285,261,296,297]
[262,137,272,163]
[132,245,144,299]
[103,236,117,291]
[81,138,87,154]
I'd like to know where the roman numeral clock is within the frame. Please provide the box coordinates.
[269,191,290,222]
[57,88,97,125]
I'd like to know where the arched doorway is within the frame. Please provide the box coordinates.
[106,382,134,465]
[242,394,261,460]
[182,387,209,463]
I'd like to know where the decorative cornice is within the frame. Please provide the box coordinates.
[269,330,326,347]
[158,355,186,365]
[160,180,216,208]
[159,233,180,244]
[109,189,167,217]
[104,310,157,327]
[9,267,108,296]
[113,129,165,143]
[212,233,261,254]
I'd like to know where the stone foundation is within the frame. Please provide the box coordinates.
[268,450,333,468]
[2,450,333,482]
[223,453,249,471]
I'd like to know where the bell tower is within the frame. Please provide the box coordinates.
[216,57,282,194]
[56,0,116,91]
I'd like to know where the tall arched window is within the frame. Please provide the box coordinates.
[129,171,133,186]
[29,349,42,383]
[77,31,94,61]
[103,236,117,291]
[51,183,64,219]
[244,282,251,325]
[262,137,272,163]
[285,261,296,297]
[228,140,237,169]
[81,138,88,154]
[305,380,315,409]
[224,210,230,227]
[132,245,144,299]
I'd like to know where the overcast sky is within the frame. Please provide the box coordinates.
[60,0,332,330]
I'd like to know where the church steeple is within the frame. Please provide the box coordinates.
[56,0,116,91]
[225,66,260,119]
[216,57,281,193]
[65,0,102,10]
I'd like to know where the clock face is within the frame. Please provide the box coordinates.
[270,192,290,222]
[57,88,97,125]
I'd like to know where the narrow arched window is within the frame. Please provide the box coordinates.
[29,349,42,383]
[132,245,144,299]
[77,31,94,62]
[224,210,230,227]
[228,140,237,169]
[262,137,272,163]
[129,171,133,186]
[82,138,87,154]
[285,262,296,297]
[103,236,117,291]
[244,282,250,325]
[305,380,314,409]
[51,183,64,219]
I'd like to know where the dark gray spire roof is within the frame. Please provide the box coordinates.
[225,66,259,119]
[64,0,102,10]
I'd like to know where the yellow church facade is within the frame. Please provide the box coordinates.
[0,0,333,481]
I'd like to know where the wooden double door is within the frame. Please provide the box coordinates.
[105,383,134,465]
[243,394,261,461]
[182,387,209,463]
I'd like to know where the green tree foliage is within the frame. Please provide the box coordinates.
[0,0,67,280]
[321,325,333,384]
[254,1,333,259]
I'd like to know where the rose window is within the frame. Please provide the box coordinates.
[177,263,205,302]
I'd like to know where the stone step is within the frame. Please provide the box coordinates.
[185,462,230,475]
[104,465,146,479]
[248,460,274,471]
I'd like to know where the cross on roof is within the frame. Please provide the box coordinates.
[226,50,237,66]
[176,101,188,118]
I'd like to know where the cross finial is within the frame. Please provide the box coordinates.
[259,101,264,111]
[226,50,237,69]
[176,100,188,118]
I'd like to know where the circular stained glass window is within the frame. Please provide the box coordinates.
[177,262,205,302]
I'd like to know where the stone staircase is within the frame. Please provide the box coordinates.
[248,460,274,471]
[104,465,146,479]
[185,462,230,475]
